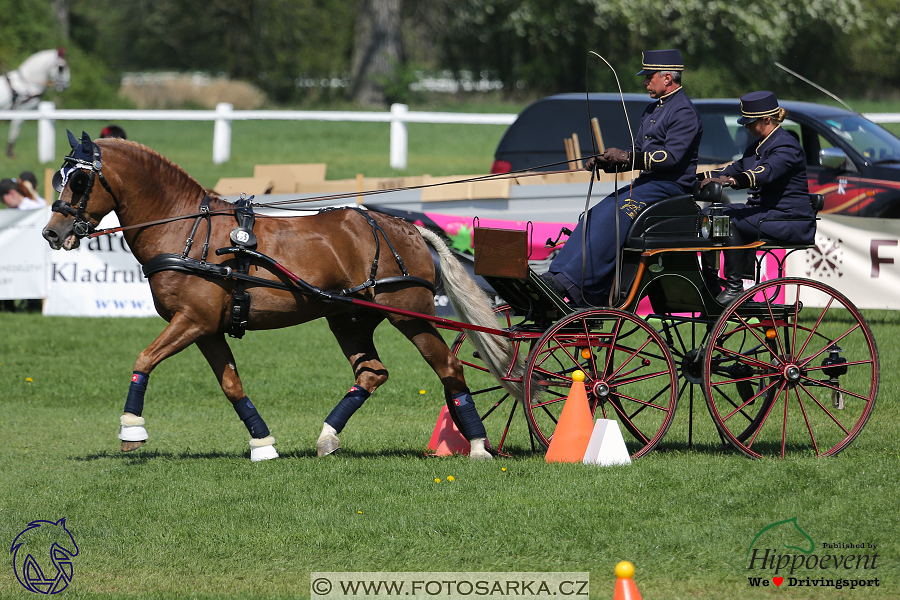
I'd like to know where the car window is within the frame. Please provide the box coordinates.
[820,116,900,164]
[696,110,742,162]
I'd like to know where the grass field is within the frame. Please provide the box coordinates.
[2,97,899,598]
[1,312,898,599]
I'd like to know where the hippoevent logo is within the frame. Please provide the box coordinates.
[10,518,79,594]
[746,517,880,591]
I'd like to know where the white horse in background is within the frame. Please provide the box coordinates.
[1,48,71,157]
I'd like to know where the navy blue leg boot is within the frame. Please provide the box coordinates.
[448,389,492,460]
[119,371,150,448]
[319,385,371,457]
[233,396,278,462]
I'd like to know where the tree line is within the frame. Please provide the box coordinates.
[1,0,897,108]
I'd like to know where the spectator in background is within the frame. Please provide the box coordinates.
[1,174,46,311]
[17,171,47,204]
[0,177,47,210]
[99,124,127,139]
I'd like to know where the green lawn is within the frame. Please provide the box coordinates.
[2,97,899,598]
[1,313,897,599]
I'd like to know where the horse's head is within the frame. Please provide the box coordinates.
[51,48,70,92]
[42,131,118,251]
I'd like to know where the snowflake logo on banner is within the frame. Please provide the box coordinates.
[806,234,843,278]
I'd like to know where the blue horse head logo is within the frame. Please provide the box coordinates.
[10,518,79,594]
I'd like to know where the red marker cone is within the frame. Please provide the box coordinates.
[545,370,594,463]
[427,405,470,456]
[613,561,642,600]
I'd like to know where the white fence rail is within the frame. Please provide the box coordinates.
[0,102,516,169]
[2,102,898,169]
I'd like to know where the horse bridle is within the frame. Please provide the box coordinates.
[51,142,119,238]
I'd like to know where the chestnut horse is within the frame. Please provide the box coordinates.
[42,133,516,460]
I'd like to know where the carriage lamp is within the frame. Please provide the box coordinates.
[702,204,731,239]
[821,345,848,409]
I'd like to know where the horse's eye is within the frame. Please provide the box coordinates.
[69,170,90,195]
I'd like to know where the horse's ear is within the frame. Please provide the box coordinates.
[67,129,79,150]
[81,131,94,152]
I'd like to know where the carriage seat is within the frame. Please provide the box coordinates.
[753,193,823,250]
[624,194,702,250]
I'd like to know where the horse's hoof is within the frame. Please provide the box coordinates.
[468,437,492,460]
[469,448,493,460]
[118,414,148,449]
[249,436,279,462]
[121,440,145,452]
[317,433,340,457]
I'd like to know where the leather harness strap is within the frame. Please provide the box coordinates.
[143,202,437,338]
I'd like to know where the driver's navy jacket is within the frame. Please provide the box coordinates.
[629,86,702,190]
[699,125,815,243]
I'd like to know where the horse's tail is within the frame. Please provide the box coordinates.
[416,225,525,401]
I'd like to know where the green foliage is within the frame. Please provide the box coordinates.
[0,0,60,67]
[427,0,897,99]
[68,0,356,105]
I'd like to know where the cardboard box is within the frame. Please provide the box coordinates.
[213,177,274,196]
[253,163,327,194]
[420,175,510,202]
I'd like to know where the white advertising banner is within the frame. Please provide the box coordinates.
[0,207,51,300]
[43,213,157,317]
[785,214,900,310]
[2,210,898,316]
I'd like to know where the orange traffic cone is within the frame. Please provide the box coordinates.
[613,561,642,600]
[545,370,594,463]
[427,405,470,456]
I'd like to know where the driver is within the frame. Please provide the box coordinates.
[699,91,816,304]
[542,49,702,306]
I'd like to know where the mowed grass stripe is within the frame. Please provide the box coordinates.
[1,313,898,599]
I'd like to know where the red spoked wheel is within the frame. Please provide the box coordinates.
[524,308,679,459]
[449,305,537,456]
[704,278,879,458]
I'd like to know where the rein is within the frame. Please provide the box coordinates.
[86,159,594,240]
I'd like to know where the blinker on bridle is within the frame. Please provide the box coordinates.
[51,136,119,238]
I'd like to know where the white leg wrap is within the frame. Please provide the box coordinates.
[118,414,149,442]
[249,435,278,462]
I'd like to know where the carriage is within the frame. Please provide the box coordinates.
[446,182,878,459]
[42,136,878,461]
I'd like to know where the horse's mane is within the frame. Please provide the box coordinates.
[19,49,59,70]
[96,138,233,211]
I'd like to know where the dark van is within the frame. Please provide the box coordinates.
[492,93,900,218]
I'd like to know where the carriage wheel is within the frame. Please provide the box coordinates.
[524,308,678,459]
[449,305,535,456]
[704,278,879,458]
